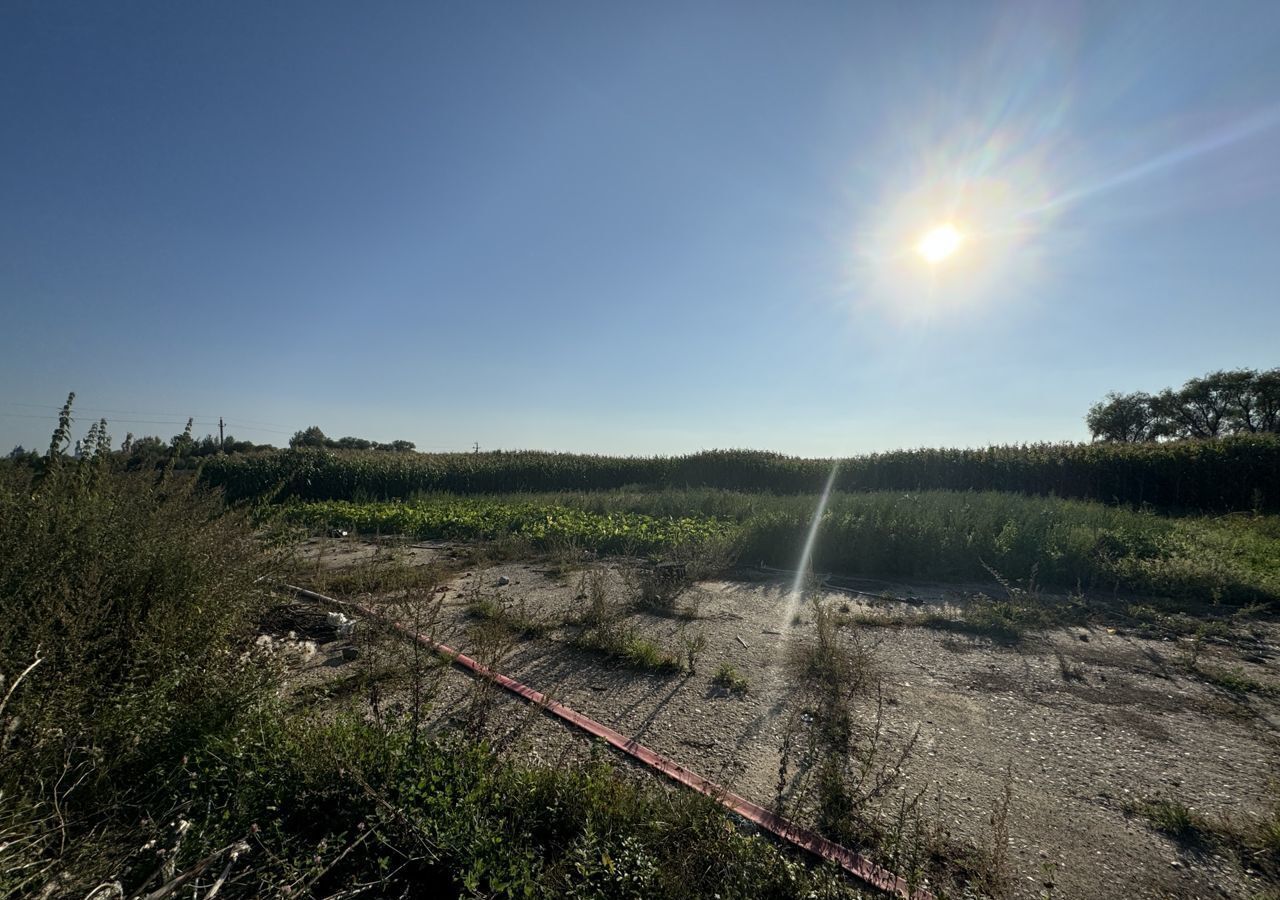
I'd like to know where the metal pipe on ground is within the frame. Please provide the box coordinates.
[282,583,934,900]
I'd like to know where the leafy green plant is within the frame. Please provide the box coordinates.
[711,662,749,694]
[276,490,1280,605]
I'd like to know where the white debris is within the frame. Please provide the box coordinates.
[327,611,356,638]
[253,633,317,660]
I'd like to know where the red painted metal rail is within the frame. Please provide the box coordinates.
[286,584,933,900]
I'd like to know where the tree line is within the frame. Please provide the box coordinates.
[288,425,416,452]
[1086,368,1280,443]
[5,397,416,469]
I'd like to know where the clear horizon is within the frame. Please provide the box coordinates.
[4,2,1280,456]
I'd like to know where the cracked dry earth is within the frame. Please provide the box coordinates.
[281,540,1280,900]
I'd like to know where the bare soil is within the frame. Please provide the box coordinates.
[274,539,1280,900]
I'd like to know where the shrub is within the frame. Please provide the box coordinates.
[0,460,273,895]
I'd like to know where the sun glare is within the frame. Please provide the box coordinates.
[916,223,963,264]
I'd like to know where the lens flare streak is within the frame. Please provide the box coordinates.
[778,463,841,635]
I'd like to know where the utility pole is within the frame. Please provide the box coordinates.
[219,417,225,451]
[473,441,480,455]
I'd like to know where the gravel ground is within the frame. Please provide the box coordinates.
[273,541,1279,900]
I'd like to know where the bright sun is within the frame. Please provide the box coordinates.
[916,223,963,264]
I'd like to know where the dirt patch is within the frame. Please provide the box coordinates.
[273,544,1280,899]
[293,535,455,570]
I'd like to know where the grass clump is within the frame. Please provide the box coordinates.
[1139,798,1201,840]
[918,590,1057,644]
[712,662,749,695]
[1177,629,1276,696]
[628,563,698,616]
[565,569,683,672]
[572,626,683,674]
[302,548,442,598]
[1196,666,1271,695]
[1125,604,1235,639]
[1133,793,1280,884]
[465,584,551,639]
[621,634,680,671]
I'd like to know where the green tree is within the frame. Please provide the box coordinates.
[334,435,374,450]
[1092,369,1280,441]
[289,425,329,448]
[1254,369,1280,433]
[1086,391,1158,442]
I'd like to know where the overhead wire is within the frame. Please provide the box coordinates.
[1,401,465,447]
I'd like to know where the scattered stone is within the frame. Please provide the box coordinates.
[341,646,359,661]
[497,575,511,586]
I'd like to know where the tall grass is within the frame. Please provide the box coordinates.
[0,458,874,898]
[281,490,1280,604]
[0,459,275,896]
[201,436,1280,511]
[1,400,876,897]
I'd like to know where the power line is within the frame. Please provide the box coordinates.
[220,421,297,436]
[0,400,292,431]
[0,411,195,428]
[0,403,463,448]
[2,400,213,418]
[0,411,295,438]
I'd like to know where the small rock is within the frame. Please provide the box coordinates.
[497,576,511,586]
[341,646,359,661]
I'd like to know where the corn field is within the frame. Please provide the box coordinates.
[201,436,1280,511]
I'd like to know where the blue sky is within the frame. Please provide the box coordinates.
[3,1,1279,455]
